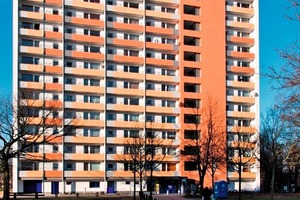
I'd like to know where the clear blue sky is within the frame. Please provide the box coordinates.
[0,0,298,113]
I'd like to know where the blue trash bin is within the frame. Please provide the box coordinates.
[214,181,228,199]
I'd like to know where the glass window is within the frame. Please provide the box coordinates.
[90,129,100,137]
[90,146,100,154]
[90,181,100,188]
[53,163,59,170]
[90,96,100,103]
[90,163,100,171]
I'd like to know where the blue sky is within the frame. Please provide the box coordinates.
[0,0,298,113]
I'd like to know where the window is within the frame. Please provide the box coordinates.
[53,163,59,170]
[107,113,115,120]
[90,181,100,188]
[53,77,59,83]
[107,147,114,153]
[90,129,100,137]
[53,145,59,153]
[65,163,74,171]
[53,60,59,66]
[184,130,200,139]
[90,146,100,154]
[53,9,59,15]
[53,27,59,32]
[184,162,197,171]
[107,164,114,170]
[65,145,74,153]
[90,163,100,171]
[53,94,59,100]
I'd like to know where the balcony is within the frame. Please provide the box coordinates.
[146,106,180,114]
[107,54,143,65]
[64,171,105,179]
[20,11,43,20]
[146,10,179,21]
[45,66,63,75]
[45,83,63,92]
[227,80,255,89]
[107,71,144,81]
[45,13,62,22]
[64,102,104,111]
[65,33,104,44]
[65,0,104,11]
[226,5,254,17]
[228,172,256,180]
[227,96,255,104]
[146,58,179,68]
[146,74,179,83]
[107,87,144,96]
[20,46,43,55]
[107,21,143,32]
[227,65,255,75]
[107,4,143,16]
[146,90,180,99]
[146,42,179,52]
[227,51,255,61]
[20,64,43,73]
[45,0,62,5]
[227,35,255,46]
[45,48,63,57]
[74,119,104,127]
[64,136,104,144]
[65,50,104,61]
[227,21,254,31]
[65,16,104,28]
[45,31,63,40]
[106,104,144,112]
[64,153,104,161]
[65,84,104,94]
[227,111,255,119]
[107,38,143,49]
[20,28,43,37]
[65,67,104,77]
[146,26,179,36]
[19,81,43,90]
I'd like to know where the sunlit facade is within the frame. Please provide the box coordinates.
[13,0,259,194]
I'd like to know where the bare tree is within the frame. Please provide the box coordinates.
[227,125,257,200]
[0,95,77,200]
[117,129,145,200]
[181,96,226,196]
[118,125,174,200]
[144,125,174,200]
[268,0,300,163]
[259,106,287,198]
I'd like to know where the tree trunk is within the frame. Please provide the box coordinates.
[238,165,242,200]
[149,167,153,200]
[139,172,143,200]
[2,162,10,200]
[211,171,215,191]
[199,173,205,197]
[133,170,136,200]
[271,163,275,200]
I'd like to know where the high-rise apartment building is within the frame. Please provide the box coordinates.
[13,0,259,194]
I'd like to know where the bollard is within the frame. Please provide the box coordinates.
[96,192,99,197]
[35,192,38,199]
[55,193,58,198]
[13,193,17,199]
[76,193,79,198]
